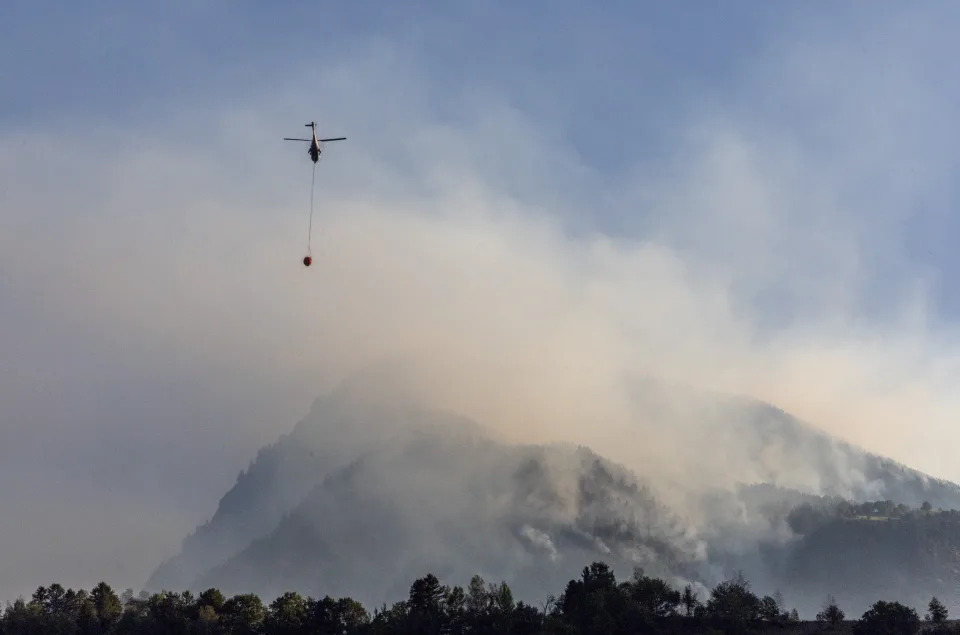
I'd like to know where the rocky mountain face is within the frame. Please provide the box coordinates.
[147,369,444,593]
[192,427,708,608]
[146,369,960,616]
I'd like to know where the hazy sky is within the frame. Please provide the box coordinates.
[4,0,960,603]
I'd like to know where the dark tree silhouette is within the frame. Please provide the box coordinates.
[3,557,958,635]
[680,584,701,617]
[853,600,921,635]
[221,593,266,635]
[557,562,622,635]
[816,594,845,629]
[928,596,949,623]
[265,591,309,635]
[624,568,680,619]
[705,571,761,629]
[90,582,123,633]
[406,573,448,634]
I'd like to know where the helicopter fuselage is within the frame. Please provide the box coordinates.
[284,121,345,165]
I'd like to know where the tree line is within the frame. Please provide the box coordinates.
[2,561,956,634]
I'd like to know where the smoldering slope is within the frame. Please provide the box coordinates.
[4,29,960,600]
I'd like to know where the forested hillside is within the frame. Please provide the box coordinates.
[146,370,960,619]
[779,500,960,615]
[191,428,706,608]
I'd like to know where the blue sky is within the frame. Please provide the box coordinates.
[2,1,775,124]
[4,0,960,602]
[1,0,834,179]
[5,0,958,311]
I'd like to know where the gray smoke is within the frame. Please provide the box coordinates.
[5,4,960,605]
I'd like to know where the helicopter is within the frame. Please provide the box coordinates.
[283,121,346,163]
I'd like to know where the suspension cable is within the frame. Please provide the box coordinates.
[307,161,317,255]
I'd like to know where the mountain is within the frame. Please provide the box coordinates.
[146,366,960,616]
[779,508,960,616]
[622,377,960,510]
[147,366,442,592]
[193,425,707,608]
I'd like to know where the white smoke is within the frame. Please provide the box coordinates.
[519,525,560,562]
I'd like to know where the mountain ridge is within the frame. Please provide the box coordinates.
[145,367,960,616]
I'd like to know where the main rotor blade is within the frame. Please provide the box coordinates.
[319,137,346,142]
[283,138,312,141]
